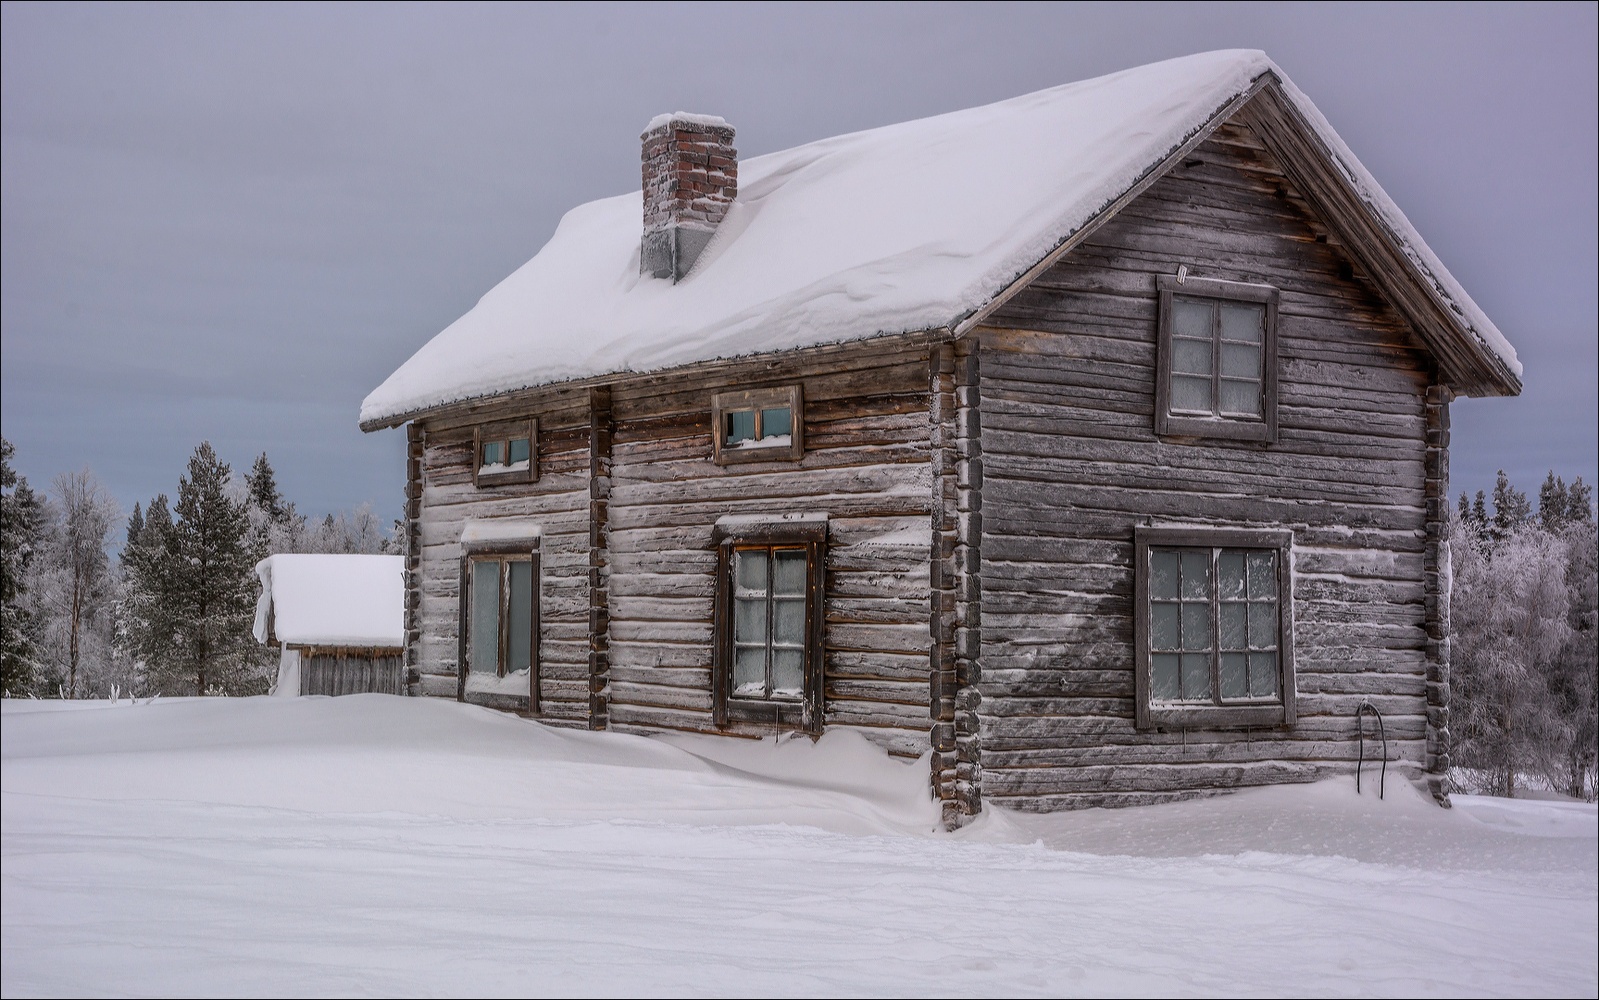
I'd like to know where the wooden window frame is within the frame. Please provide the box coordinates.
[711,519,826,733]
[457,540,541,710]
[711,386,804,465]
[473,418,539,487]
[1155,275,1279,443]
[1133,525,1296,730]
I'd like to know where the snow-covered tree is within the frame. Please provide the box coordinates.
[29,470,121,698]
[1,439,46,695]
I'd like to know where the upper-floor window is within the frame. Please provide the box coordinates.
[1155,275,1279,443]
[712,386,804,464]
[474,419,538,487]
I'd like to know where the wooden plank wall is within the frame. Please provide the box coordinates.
[604,339,937,757]
[976,118,1437,810]
[414,387,594,722]
[298,647,406,696]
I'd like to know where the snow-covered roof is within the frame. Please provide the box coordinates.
[362,50,1519,428]
[253,554,405,648]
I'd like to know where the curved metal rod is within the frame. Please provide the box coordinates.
[1356,701,1388,799]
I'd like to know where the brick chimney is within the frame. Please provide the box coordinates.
[640,113,737,282]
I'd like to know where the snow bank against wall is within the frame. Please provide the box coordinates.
[253,554,404,648]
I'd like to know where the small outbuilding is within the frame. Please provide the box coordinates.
[253,554,406,696]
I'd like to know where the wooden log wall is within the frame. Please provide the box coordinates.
[974,117,1438,810]
[413,386,594,722]
[298,646,406,696]
[603,338,937,757]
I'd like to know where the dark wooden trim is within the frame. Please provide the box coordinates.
[710,519,828,546]
[1133,525,1295,730]
[1154,274,1279,444]
[472,418,538,488]
[710,385,804,465]
[587,386,612,730]
[403,422,424,694]
[1423,383,1453,804]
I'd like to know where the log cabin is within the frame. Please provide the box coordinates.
[359,50,1521,826]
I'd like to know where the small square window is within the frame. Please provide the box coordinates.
[1155,275,1278,443]
[1135,526,1296,730]
[474,419,538,487]
[711,386,804,465]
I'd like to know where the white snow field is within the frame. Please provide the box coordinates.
[3,696,1593,998]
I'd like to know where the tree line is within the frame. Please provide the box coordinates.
[0,438,395,698]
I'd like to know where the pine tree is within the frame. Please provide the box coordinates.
[1472,490,1490,534]
[1539,472,1569,531]
[245,453,286,524]
[1568,478,1595,524]
[1491,469,1532,540]
[1,439,45,695]
[120,494,177,689]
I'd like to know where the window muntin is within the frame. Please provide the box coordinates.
[1156,275,1278,443]
[474,419,538,487]
[732,546,809,699]
[711,386,804,464]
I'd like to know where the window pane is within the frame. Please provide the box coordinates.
[1172,297,1213,339]
[508,437,531,465]
[1219,602,1247,649]
[1248,602,1278,649]
[733,648,766,695]
[772,549,807,596]
[1181,653,1212,700]
[725,409,756,445]
[772,598,806,646]
[1247,552,1276,600]
[1150,603,1180,650]
[481,440,504,467]
[770,649,804,697]
[1172,338,1213,375]
[1249,652,1279,698]
[759,407,792,439]
[1150,551,1179,600]
[1180,551,1211,601]
[1170,375,1213,413]
[1181,602,1211,650]
[469,561,500,674]
[1219,302,1264,343]
[1219,652,1248,699]
[1152,654,1181,700]
[734,549,768,594]
[1219,378,1262,417]
[506,560,534,672]
[1220,342,1261,379]
[733,597,766,645]
[1217,551,1246,600]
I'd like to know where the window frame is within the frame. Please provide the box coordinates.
[711,386,804,465]
[1133,525,1296,730]
[1155,275,1280,443]
[711,519,826,733]
[473,418,539,487]
[457,540,541,710]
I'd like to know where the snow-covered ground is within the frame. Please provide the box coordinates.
[3,696,1593,998]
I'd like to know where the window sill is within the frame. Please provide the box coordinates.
[475,468,536,488]
[1156,413,1276,443]
[1142,702,1290,730]
[723,697,809,729]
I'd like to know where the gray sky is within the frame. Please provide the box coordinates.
[3,2,1595,523]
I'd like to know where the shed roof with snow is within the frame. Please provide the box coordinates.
[253,554,405,649]
[361,49,1519,430]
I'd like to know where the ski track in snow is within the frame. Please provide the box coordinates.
[2,696,1593,998]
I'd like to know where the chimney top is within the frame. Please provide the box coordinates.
[640,114,737,282]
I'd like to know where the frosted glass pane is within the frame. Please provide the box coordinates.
[1248,603,1277,648]
[1172,338,1212,375]
[1220,342,1261,378]
[507,560,533,672]
[759,407,792,439]
[1172,298,1212,339]
[1219,378,1261,416]
[1150,603,1180,649]
[772,550,807,595]
[1219,653,1248,699]
[1249,653,1279,698]
[469,561,500,674]
[1219,603,1246,649]
[1152,654,1181,700]
[508,437,531,465]
[725,409,756,445]
[481,440,503,467]
[1247,552,1276,600]
[1217,551,1246,600]
[735,549,768,594]
[733,648,765,694]
[1180,551,1211,600]
[1181,653,1212,700]
[773,598,806,645]
[1181,602,1211,650]
[770,649,804,697]
[1150,551,1179,600]
[733,598,766,645]
[1220,302,1263,343]
[1170,375,1212,412]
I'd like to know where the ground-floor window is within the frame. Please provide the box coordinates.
[459,547,539,706]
